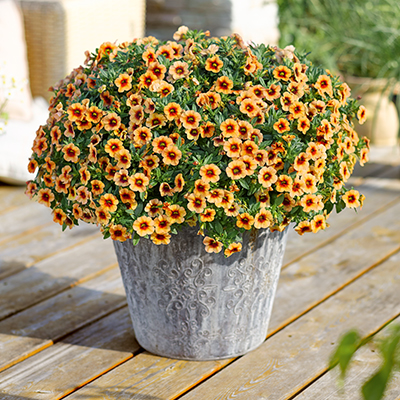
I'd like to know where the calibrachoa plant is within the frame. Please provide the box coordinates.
[26,26,369,256]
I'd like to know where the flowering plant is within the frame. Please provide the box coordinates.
[26,27,369,256]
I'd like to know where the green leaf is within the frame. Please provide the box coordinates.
[329,330,361,379]
[238,178,249,190]
[132,233,140,246]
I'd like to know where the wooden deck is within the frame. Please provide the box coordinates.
[0,160,400,399]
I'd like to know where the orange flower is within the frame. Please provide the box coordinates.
[357,105,367,124]
[96,208,111,225]
[99,193,119,212]
[148,61,167,80]
[205,91,221,109]
[50,126,62,144]
[164,102,182,120]
[273,118,290,134]
[115,73,132,92]
[187,193,206,213]
[289,178,304,198]
[311,215,326,233]
[340,161,351,181]
[151,232,171,245]
[280,92,296,111]
[154,215,171,234]
[224,137,242,158]
[224,242,242,257]
[119,188,136,205]
[145,198,164,217]
[254,149,268,166]
[53,208,67,225]
[300,194,324,213]
[105,138,124,157]
[55,177,69,194]
[186,127,201,140]
[342,189,360,208]
[297,117,310,134]
[72,203,83,220]
[169,61,189,80]
[139,155,159,171]
[239,98,259,118]
[237,120,253,140]
[224,202,240,217]
[236,212,254,230]
[152,135,173,154]
[200,208,216,222]
[203,236,223,253]
[38,188,54,207]
[249,85,266,99]
[100,91,114,108]
[275,175,293,192]
[105,164,118,181]
[289,101,306,119]
[220,119,239,138]
[181,110,202,130]
[254,209,273,229]
[156,44,174,60]
[165,204,186,224]
[133,126,152,146]
[173,173,185,192]
[293,152,310,174]
[133,216,155,237]
[67,103,86,122]
[294,220,312,235]
[157,81,175,98]
[129,173,149,192]
[114,149,131,169]
[110,224,130,242]
[273,65,292,81]
[315,74,333,97]
[62,143,80,163]
[200,164,221,183]
[205,55,223,73]
[215,76,233,94]
[129,105,144,125]
[193,179,210,197]
[102,112,121,131]
[142,47,156,65]
[258,166,278,188]
[139,71,158,88]
[159,182,175,197]
[76,186,91,205]
[86,106,103,124]
[215,190,234,209]
[241,140,258,156]
[114,169,130,187]
[359,148,369,167]
[162,145,182,166]
[146,113,166,128]
[265,84,281,101]
[201,122,216,138]
[241,155,257,176]
[255,189,270,208]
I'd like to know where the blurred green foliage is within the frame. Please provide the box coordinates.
[277,0,400,81]
[329,324,400,400]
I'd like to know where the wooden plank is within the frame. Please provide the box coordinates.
[0,187,30,215]
[0,235,116,320]
[0,308,140,400]
[63,203,400,400]
[283,177,400,267]
[0,202,52,244]
[293,316,400,400]
[0,267,126,373]
[178,253,400,400]
[0,223,99,281]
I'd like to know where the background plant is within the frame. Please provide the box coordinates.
[330,324,400,400]
[277,0,400,81]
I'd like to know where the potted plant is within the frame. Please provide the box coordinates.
[277,0,400,146]
[26,26,369,360]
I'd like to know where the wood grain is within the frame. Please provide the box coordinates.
[0,308,139,400]
[179,253,400,400]
[0,267,126,373]
[0,235,117,320]
[0,222,99,280]
[293,317,400,400]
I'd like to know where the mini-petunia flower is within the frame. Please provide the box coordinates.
[254,209,273,229]
[133,216,155,237]
[264,84,281,101]
[169,61,190,80]
[220,119,239,138]
[275,175,293,192]
[300,193,324,213]
[205,55,223,73]
[200,121,216,138]
[236,212,254,230]
[165,204,186,224]
[180,110,202,130]
[239,98,259,118]
[203,236,223,253]
[152,136,173,154]
[96,207,111,225]
[194,179,210,197]
[145,199,164,217]
[146,113,167,128]
[164,102,182,120]
[200,164,221,183]
[173,173,185,193]
[159,182,175,197]
[311,214,326,233]
[273,65,292,81]
[153,215,171,234]
[102,112,121,131]
[115,73,132,93]
[258,166,278,188]
[53,208,67,226]
[342,189,360,208]
[200,208,216,222]
[295,220,312,235]
[224,137,242,158]
[273,118,290,134]
[62,143,80,163]
[224,242,242,257]
[215,76,233,94]
[187,193,206,213]
[151,232,171,245]
[357,105,367,125]
[129,173,149,192]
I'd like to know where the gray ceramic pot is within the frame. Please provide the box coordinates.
[113,225,288,360]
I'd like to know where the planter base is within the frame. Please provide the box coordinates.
[113,226,288,360]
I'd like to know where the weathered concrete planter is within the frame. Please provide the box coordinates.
[113,226,288,360]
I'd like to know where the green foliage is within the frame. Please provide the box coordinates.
[329,324,400,400]
[277,0,400,81]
